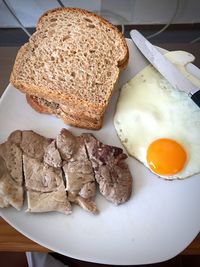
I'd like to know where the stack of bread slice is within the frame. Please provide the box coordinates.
[10,8,129,129]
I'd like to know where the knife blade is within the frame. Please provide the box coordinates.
[130,29,200,108]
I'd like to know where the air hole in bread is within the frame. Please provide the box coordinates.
[84,18,93,23]
[89,50,95,53]
[63,35,70,41]
[107,71,111,77]
[51,56,55,61]
[71,72,75,77]
[50,18,57,22]
[88,24,95,28]
[50,23,57,27]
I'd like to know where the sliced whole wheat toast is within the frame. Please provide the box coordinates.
[26,94,103,130]
[10,7,128,129]
[29,95,103,121]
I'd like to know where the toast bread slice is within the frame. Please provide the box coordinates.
[10,7,129,122]
[26,94,103,130]
[29,95,103,121]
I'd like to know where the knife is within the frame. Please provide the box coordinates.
[130,30,200,108]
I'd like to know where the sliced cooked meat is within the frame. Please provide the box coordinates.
[0,141,23,185]
[26,184,72,214]
[58,129,97,213]
[67,191,77,202]
[79,181,96,199]
[20,130,52,161]
[8,130,22,145]
[96,164,133,204]
[0,128,132,213]
[23,153,71,214]
[0,157,24,210]
[83,133,133,204]
[56,128,77,161]
[0,173,23,210]
[63,160,95,192]
[0,196,10,208]
[23,154,63,192]
[62,135,95,195]
[44,140,62,168]
[0,131,24,210]
[20,130,71,215]
[76,196,98,214]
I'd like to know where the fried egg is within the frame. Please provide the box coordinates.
[114,51,200,179]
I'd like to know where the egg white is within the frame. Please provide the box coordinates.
[114,51,200,179]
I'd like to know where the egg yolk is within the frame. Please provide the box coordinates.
[146,138,187,176]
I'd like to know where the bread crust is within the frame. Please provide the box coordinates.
[26,95,103,130]
[26,94,52,114]
[62,114,103,130]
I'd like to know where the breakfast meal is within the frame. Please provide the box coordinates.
[0,129,133,213]
[114,51,200,180]
[10,7,129,130]
[1,4,200,263]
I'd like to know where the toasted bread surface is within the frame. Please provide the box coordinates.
[10,7,129,116]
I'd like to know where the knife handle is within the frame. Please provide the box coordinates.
[191,90,200,108]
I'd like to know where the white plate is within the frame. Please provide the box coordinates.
[0,39,200,265]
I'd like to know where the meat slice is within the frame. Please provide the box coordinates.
[56,129,77,160]
[0,141,23,185]
[23,154,63,192]
[0,196,10,208]
[76,196,98,214]
[44,140,62,168]
[20,130,52,161]
[63,159,95,192]
[0,157,23,210]
[83,134,133,205]
[23,152,71,214]
[7,130,22,145]
[57,129,98,213]
[79,182,96,199]
[26,184,72,214]
[0,131,24,210]
[20,129,71,214]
